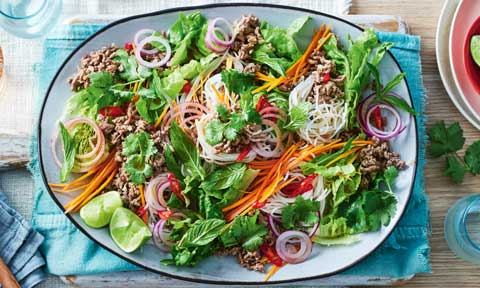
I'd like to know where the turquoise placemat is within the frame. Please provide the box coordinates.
[29,24,430,277]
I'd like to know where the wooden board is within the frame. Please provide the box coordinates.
[56,14,411,287]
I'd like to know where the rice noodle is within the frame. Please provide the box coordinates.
[289,75,347,146]
[261,174,330,218]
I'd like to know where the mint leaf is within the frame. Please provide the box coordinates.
[200,163,247,196]
[283,102,312,131]
[179,219,225,248]
[169,122,205,179]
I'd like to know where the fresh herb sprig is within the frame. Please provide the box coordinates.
[427,121,480,183]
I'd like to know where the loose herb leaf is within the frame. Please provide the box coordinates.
[283,102,312,131]
[464,141,480,175]
[205,119,226,145]
[221,211,268,251]
[169,122,205,179]
[282,196,320,229]
[427,121,464,157]
[179,219,225,247]
[201,163,247,196]
[445,155,466,184]
[124,154,153,184]
[122,131,157,157]
[59,122,76,183]
[114,49,151,81]
[221,70,256,95]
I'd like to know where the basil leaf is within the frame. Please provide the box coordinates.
[382,95,417,115]
[59,122,76,183]
[169,122,205,179]
[200,163,247,197]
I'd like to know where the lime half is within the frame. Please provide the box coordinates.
[471,35,480,68]
[80,191,123,228]
[110,207,152,253]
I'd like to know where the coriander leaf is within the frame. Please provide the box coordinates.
[179,218,225,248]
[216,105,230,119]
[427,121,464,157]
[205,119,226,145]
[465,141,480,174]
[59,122,76,183]
[124,154,153,184]
[383,166,399,191]
[281,196,320,229]
[220,70,256,95]
[114,49,151,81]
[283,102,312,131]
[445,154,466,184]
[169,122,205,179]
[162,242,218,266]
[122,131,157,157]
[221,211,268,251]
[200,163,247,196]
[224,126,239,141]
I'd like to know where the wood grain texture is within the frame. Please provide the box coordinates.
[353,0,480,287]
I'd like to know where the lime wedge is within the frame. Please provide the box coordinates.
[471,35,480,68]
[110,207,152,253]
[80,191,123,228]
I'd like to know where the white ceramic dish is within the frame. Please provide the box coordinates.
[38,3,417,284]
[443,0,480,128]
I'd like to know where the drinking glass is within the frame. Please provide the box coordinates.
[445,194,480,265]
[0,0,62,38]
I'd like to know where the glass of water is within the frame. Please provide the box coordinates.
[445,194,480,265]
[0,0,62,38]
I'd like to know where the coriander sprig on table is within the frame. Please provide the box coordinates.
[427,121,480,183]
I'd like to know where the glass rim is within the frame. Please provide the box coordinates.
[0,0,47,20]
[461,196,480,251]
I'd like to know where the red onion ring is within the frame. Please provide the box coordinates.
[365,104,403,141]
[134,36,171,68]
[207,17,235,47]
[205,32,228,53]
[308,212,321,237]
[146,175,169,211]
[357,93,410,140]
[152,220,171,252]
[275,230,312,264]
[268,213,281,237]
[251,119,284,158]
[134,29,159,55]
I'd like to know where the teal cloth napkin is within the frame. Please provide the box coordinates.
[29,24,430,278]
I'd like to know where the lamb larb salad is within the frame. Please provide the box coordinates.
[49,12,415,281]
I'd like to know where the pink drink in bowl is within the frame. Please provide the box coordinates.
[465,17,480,95]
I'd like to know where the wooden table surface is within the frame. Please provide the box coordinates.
[353,0,480,287]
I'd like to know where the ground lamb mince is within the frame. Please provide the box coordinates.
[98,103,167,210]
[215,247,265,272]
[306,50,345,103]
[68,44,120,91]
[231,15,263,61]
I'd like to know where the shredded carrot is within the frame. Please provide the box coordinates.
[139,184,148,223]
[325,146,363,168]
[153,104,171,129]
[263,265,282,282]
[211,83,224,103]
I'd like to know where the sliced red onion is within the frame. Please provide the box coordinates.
[275,230,312,264]
[145,175,169,211]
[268,213,281,237]
[251,119,284,158]
[134,29,159,55]
[207,17,235,47]
[357,93,411,141]
[152,220,171,251]
[308,212,321,237]
[365,104,403,140]
[205,32,228,53]
[134,36,171,68]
